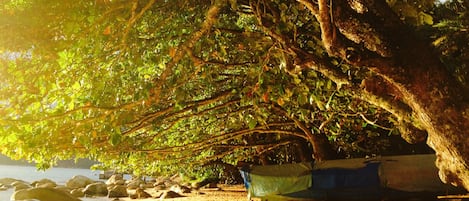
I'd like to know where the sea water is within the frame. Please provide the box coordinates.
[0,164,109,201]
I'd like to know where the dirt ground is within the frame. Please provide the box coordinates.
[118,184,252,201]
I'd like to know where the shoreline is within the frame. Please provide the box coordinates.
[0,165,249,201]
[1,176,248,201]
[1,183,249,201]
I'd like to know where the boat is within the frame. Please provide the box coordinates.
[239,154,466,201]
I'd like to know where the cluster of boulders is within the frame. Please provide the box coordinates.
[0,174,220,201]
[0,177,80,201]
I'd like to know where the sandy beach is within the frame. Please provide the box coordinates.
[1,184,249,201]
[0,165,251,201]
[116,185,249,201]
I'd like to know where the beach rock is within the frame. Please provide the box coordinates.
[170,174,183,184]
[153,191,163,198]
[106,174,125,185]
[66,175,95,189]
[141,182,154,188]
[0,177,23,187]
[205,182,219,189]
[192,178,219,189]
[153,178,165,187]
[70,188,85,197]
[153,177,175,190]
[11,187,81,201]
[32,178,57,188]
[83,182,108,196]
[54,185,72,193]
[0,184,8,191]
[12,181,31,191]
[169,184,191,194]
[129,187,152,199]
[154,184,166,191]
[126,178,144,190]
[107,185,128,198]
[159,190,184,199]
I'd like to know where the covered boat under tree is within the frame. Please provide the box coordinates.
[240,154,466,201]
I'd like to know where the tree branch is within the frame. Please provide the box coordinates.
[269,103,335,160]
[121,0,157,45]
[151,0,224,104]
[124,90,234,135]
[140,126,308,154]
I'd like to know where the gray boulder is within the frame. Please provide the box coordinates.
[32,178,57,188]
[154,184,166,191]
[129,187,152,199]
[141,182,154,188]
[159,190,184,199]
[169,184,191,194]
[70,188,85,197]
[107,185,128,198]
[155,177,176,187]
[0,178,23,187]
[0,184,8,191]
[54,185,72,193]
[12,181,31,191]
[83,182,108,196]
[11,187,81,201]
[126,177,146,190]
[106,174,125,185]
[65,175,95,189]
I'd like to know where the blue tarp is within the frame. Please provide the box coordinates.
[239,170,250,189]
[311,162,380,189]
[240,162,381,193]
[240,162,382,200]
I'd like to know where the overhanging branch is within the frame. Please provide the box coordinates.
[151,0,224,104]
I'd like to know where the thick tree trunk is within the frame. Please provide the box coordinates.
[294,140,314,162]
[270,105,337,161]
[312,0,469,190]
[308,132,337,161]
[372,33,469,189]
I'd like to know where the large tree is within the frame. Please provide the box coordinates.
[0,0,468,189]
[309,0,469,188]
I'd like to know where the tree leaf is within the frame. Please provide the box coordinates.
[109,131,122,146]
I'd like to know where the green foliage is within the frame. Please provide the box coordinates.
[387,0,436,25]
[0,0,464,176]
[431,0,469,87]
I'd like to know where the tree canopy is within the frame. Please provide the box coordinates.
[1,0,468,188]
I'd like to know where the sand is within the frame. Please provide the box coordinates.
[1,183,250,201]
[110,184,250,201]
